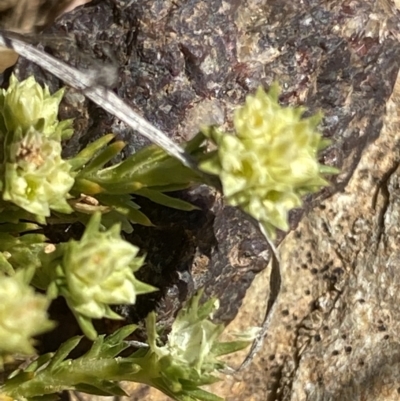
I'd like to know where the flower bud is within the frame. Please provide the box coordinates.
[59,213,155,339]
[0,74,73,140]
[0,272,54,355]
[2,127,74,219]
[143,290,249,397]
[166,295,222,372]
[201,84,336,239]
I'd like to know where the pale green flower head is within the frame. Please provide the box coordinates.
[59,213,156,339]
[2,127,74,220]
[201,84,337,239]
[233,84,332,191]
[0,75,73,140]
[0,272,54,355]
[143,290,249,398]
[165,294,223,372]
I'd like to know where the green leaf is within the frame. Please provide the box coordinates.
[0,233,20,249]
[101,144,167,178]
[211,341,250,357]
[128,159,199,187]
[183,388,224,401]
[74,380,127,397]
[139,183,191,192]
[104,324,138,348]
[97,194,153,226]
[2,372,34,388]
[30,394,60,401]
[0,253,14,275]
[29,394,60,401]
[133,188,199,211]
[86,180,144,195]
[0,223,41,233]
[78,141,126,175]
[72,178,105,195]
[184,132,207,153]
[21,233,46,242]
[47,336,82,369]
[81,335,105,359]
[73,313,100,341]
[23,353,54,373]
[68,134,115,171]
[98,210,134,233]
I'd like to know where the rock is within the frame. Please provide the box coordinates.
[207,60,400,401]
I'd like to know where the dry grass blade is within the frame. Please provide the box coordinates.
[0,29,203,174]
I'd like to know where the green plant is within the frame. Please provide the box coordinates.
[200,84,337,239]
[0,76,336,400]
[1,291,248,401]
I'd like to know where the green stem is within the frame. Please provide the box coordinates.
[1,352,163,400]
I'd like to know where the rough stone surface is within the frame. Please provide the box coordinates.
[204,64,400,401]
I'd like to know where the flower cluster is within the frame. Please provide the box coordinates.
[141,291,249,399]
[0,75,74,222]
[0,272,54,355]
[2,127,74,219]
[0,75,73,140]
[201,84,336,239]
[48,213,155,340]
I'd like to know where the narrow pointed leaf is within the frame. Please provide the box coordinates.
[96,195,153,226]
[74,381,127,397]
[134,188,199,211]
[184,132,207,153]
[90,180,144,194]
[184,388,224,401]
[104,145,167,178]
[19,234,47,244]
[30,395,59,401]
[72,178,105,195]
[104,324,138,347]
[0,253,14,275]
[0,223,41,233]
[79,141,126,175]
[140,183,191,192]
[47,336,82,369]
[24,353,54,373]
[81,335,105,359]
[211,340,250,357]
[68,134,115,171]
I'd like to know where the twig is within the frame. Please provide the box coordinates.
[125,340,149,348]
[0,29,204,175]
[222,223,282,374]
[237,236,281,371]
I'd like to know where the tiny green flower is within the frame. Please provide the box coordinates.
[2,127,74,220]
[159,296,223,373]
[0,272,54,355]
[201,84,336,239]
[142,291,249,398]
[55,213,155,339]
[0,75,73,140]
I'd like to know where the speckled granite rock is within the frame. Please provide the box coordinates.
[205,65,400,401]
